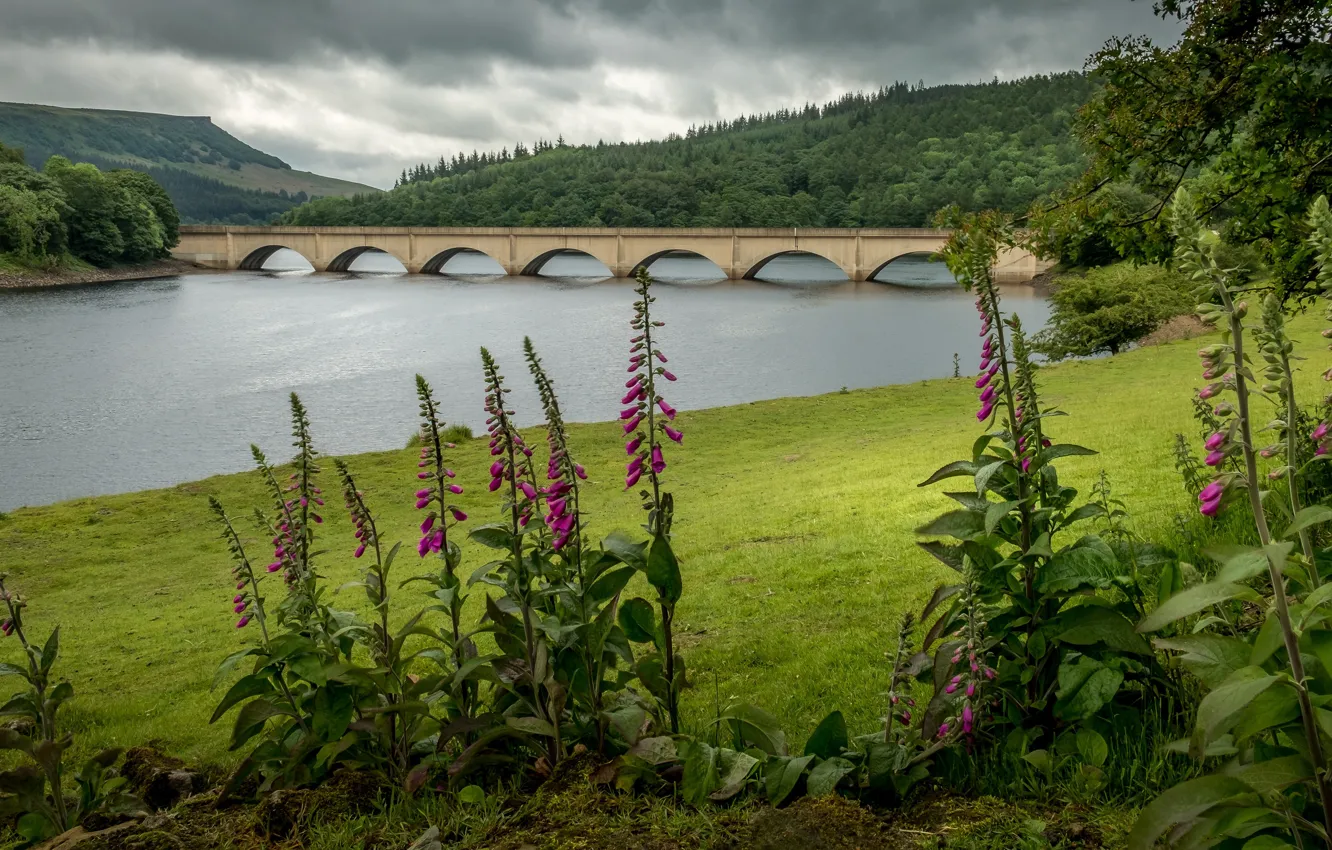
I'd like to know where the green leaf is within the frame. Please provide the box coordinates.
[1138,582,1261,633]
[805,756,856,797]
[1242,838,1297,850]
[312,686,354,742]
[601,532,648,569]
[919,459,979,487]
[210,673,275,723]
[973,460,1007,496]
[678,739,719,807]
[646,534,682,604]
[1154,635,1252,689]
[1157,561,1183,606]
[1306,628,1332,679]
[1037,536,1120,593]
[1057,607,1153,656]
[458,785,485,804]
[38,627,58,676]
[1076,728,1108,768]
[765,754,815,806]
[16,811,56,843]
[1054,657,1123,722]
[507,716,556,738]
[586,566,635,604]
[1043,444,1098,461]
[985,500,1021,535]
[803,711,848,759]
[1234,754,1311,794]
[211,648,261,690]
[468,525,514,550]
[627,736,678,765]
[1194,668,1280,753]
[1286,505,1332,538]
[1127,775,1250,850]
[618,597,657,645]
[1209,547,1268,583]
[720,703,788,756]
[915,510,984,541]
[229,697,284,750]
[710,748,760,801]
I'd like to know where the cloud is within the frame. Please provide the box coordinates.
[0,1,1180,188]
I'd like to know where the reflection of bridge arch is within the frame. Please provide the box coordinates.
[326,246,407,273]
[520,249,612,277]
[420,247,505,274]
[866,250,956,284]
[239,245,313,271]
[630,249,727,278]
[743,250,850,281]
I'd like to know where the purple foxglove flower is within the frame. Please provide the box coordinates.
[354,543,366,559]
[236,616,250,629]
[627,456,644,473]
[415,497,430,509]
[966,682,975,698]
[445,468,456,478]
[548,498,567,517]
[626,374,644,388]
[489,477,503,492]
[655,351,668,363]
[1319,444,1329,457]
[1198,383,1223,400]
[450,508,468,522]
[651,445,666,474]
[234,601,247,614]
[626,467,643,489]
[620,407,639,420]
[233,594,244,604]
[962,704,974,733]
[662,370,677,382]
[1204,450,1226,467]
[519,481,537,500]
[1021,457,1032,473]
[554,513,575,533]
[267,562,282,573]
[622,386,646,405]
[416,488,431,498]
[1200,497,1222,517]
[623,414,643,434]
[1315,422,1330,441]
[980,385,996,403]
[1198,480,1224,502]
[938,723,950,738]
[421,515,435,534]
[418,536,430,558]
[977,402,995,421]
[658,399,677,419]
[664,425,684,444]
[626,436,644,455]
[574,464,587,479]
[976,372,992,389]
[945,682,958,694]
[417,471,429,480]
[449,484,463,494]
[1204,431,1226,450]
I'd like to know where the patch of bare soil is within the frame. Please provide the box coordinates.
[1138,314,1210,347]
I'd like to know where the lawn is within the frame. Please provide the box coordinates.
[2,307,1316,770]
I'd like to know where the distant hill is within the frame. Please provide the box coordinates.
[281,73,1095,229]
[0,103,377,224]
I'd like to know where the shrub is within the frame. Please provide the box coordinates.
[1033,263,1193,359]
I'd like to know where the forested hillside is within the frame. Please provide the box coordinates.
[281,74,1095,228]
[0,103,376,224]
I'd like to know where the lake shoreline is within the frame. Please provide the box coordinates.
[0,257,212,289]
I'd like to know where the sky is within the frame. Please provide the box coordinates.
[0,0,1181,189]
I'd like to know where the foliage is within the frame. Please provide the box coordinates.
[0,575,139,842]
[1032,263,1193,359]
[0,147,179,268]
[1129,192,1332,848]
[1033,0,1332,298]
[281,75,1095,229]
[914,208,1174,762]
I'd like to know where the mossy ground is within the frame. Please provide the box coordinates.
[5,309,1325,847]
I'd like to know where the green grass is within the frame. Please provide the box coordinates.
[2,309,1322,771]
[0,251,95,277]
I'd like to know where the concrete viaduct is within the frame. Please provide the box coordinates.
[173,226,1050,282]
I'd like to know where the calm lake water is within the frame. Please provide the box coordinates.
[0,252,1049,510]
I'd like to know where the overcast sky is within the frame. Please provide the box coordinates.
[0,0,1180,189]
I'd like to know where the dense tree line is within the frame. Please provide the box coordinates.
[283,74,1096,228]
[0,142,179,266]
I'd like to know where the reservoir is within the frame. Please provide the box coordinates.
[0,253,1049,510]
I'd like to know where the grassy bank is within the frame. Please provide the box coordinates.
[0,251,200,288]
[2,310,1318,772]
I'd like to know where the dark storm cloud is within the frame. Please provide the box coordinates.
[0,0,1180,187]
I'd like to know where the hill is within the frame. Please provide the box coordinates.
[280,73,1096,229]
[0,103,377,224]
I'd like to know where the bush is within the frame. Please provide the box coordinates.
[1032,263,1192,359]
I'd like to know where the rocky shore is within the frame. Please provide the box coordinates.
[0,258,208,289]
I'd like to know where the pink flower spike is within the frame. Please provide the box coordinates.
[519,481,538,500]
[662,370,677,381]
[626,467,643,489]
[962,704,974,733]
[574,464,587,479]
[266,562,282,573]
[1204,431,1226,451]
[626,436,644,455]
[620,407,639,420]
[488,477,502,492]
[651,445,666,474]
[417,471,429,480]
[421,515,435,534]
[966,682,976,698]
[236,616,250,629]
[1204,450,1226,467]
[623,414,643,434]
[945,682,958,694]
[233,594,244,604]
[417,536,430,557]
[449,484,463,494]
[450,508,468,522]
[975,372,992,389]
[937,723,950,738]
[664,425,684,444]
[1315,422,1330,441]
[415,498,430,509]
[658,399,677,419]
[354,543,366,559]
[655,351,668,362]
[1198,480,1224,502]
[416,488,431,498]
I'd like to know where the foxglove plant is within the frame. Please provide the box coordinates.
[619,268,686,734]
[471,347,563,764]
[409,374,477,723]
[916,208,1156,747]
[1132,192,1332,848]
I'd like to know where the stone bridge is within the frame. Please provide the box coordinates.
[173,226,1049,282]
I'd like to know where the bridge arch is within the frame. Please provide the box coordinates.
[238,245,315,271]
[520,249,614,278]
[630,249,729,280]
[866,251,957,286]
[326,246,408,273]
[743,250,851,281]
[421,247,505,275]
